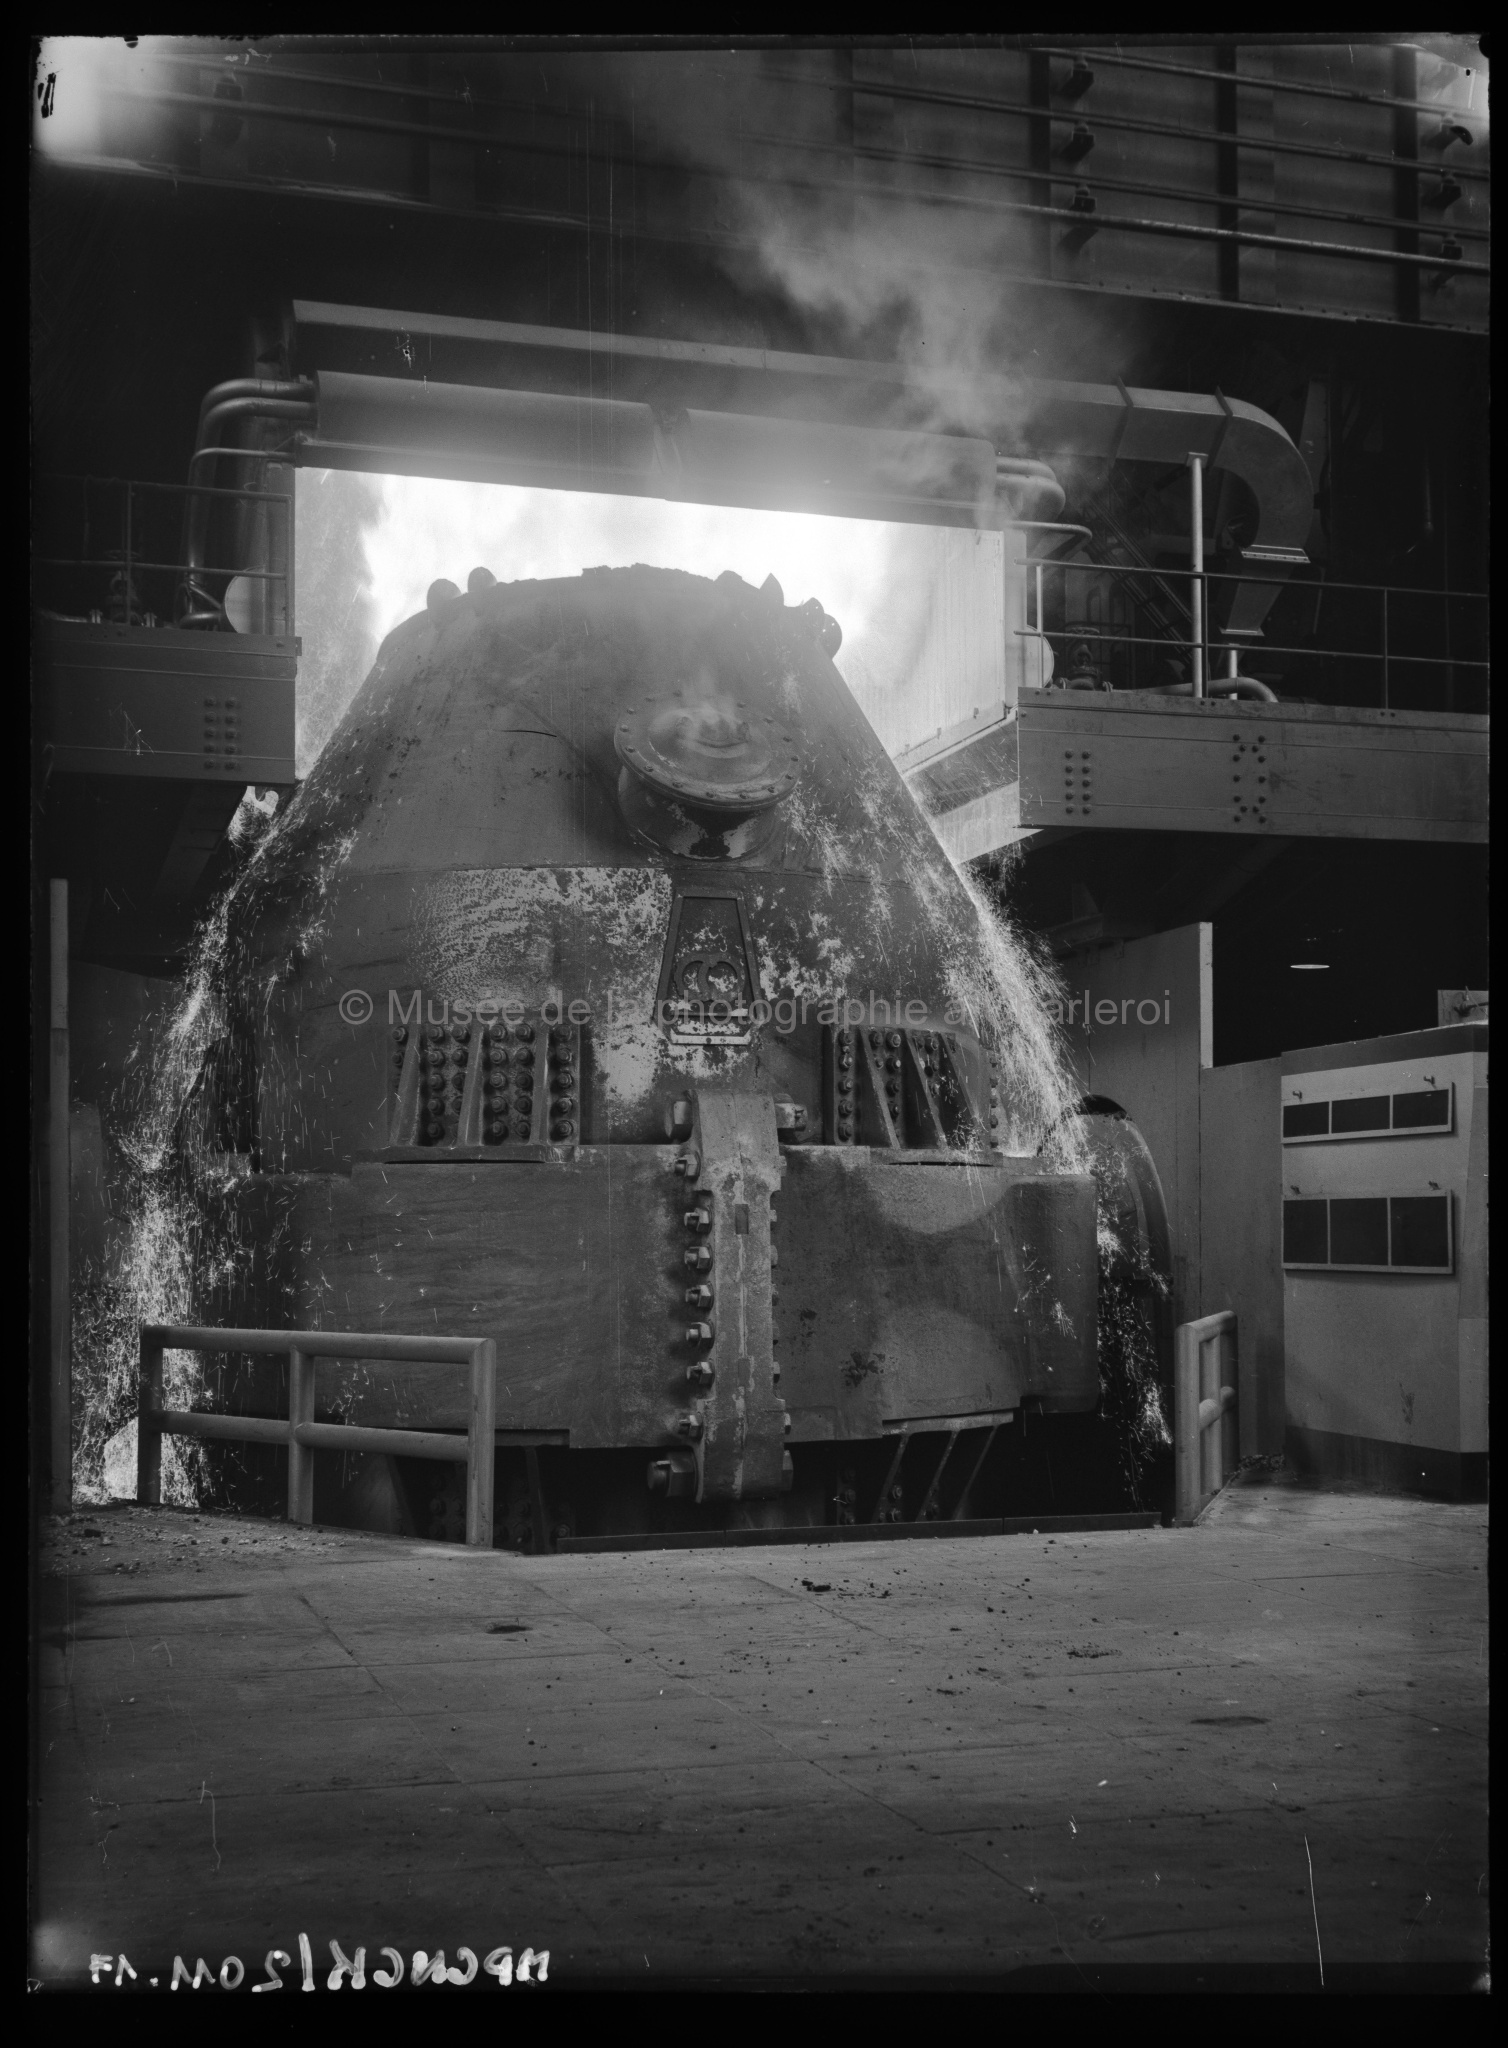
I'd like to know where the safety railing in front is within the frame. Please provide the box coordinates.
[137,1325,497,1548]
[1019,556,1488,712]
[1174,1311,1238,1527]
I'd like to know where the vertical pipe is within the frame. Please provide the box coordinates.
[1189,454,1206,697]
[137,1329,164,1507]
[287,1345,315,1523]
[1174,1322,1198,1524]
[49,880,71,1516]
[466,1338,497,1548]
[1221,1327,1239,1485]
[1036,561,1045,689]
[1227,647,1239,681]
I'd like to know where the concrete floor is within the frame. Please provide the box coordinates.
[33,1470,1488,1992]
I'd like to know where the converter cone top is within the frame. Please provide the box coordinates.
[615,691,799,811]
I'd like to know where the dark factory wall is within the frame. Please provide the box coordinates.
[1003,835,1488,1070]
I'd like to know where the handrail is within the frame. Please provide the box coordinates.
[1030,42,1485,122]
[1021,556,1488,709]
[39,473,294,635]
[1017,624,1488,672]
[1028,550,1489,606]
[1175,1311,1237,1526]
[137,1324,497,1548]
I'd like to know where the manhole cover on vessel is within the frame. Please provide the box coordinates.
[615,694,799,811]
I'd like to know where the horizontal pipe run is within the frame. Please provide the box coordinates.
[1032,43,1484,120]
[758,66,1492,184]
[112,72,1493,189]
[149,1410,472,1461]
[767,125,1492,248]
[149,1411,282,1446]
[300,1421,469,1463]
[142,1323,485,1363]
[164,41,1479,134]
[198,396,315,441]
[196,376,314,437]
[766,151,1491,274]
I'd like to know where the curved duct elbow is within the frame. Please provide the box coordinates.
[1020,380,1314,636]
[1207,676,1280,702]
[180,378,315,628]
[1157,676,1280,703]
[995,456,1066,523]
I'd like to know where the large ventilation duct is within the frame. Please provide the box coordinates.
[306,369,1308,639]
[309,370,999,526]
[287,302,1314,638]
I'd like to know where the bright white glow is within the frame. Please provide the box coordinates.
[297,469,1019,775]
[32,36,167,158]
[1289,963,1331,970]
[365,474,897,656]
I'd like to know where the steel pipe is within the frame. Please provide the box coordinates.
[141,1322,487,1363]
[310,370,998,518]
[150,1411,473,1462]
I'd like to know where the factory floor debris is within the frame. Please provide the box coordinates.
[32,1469,1487,1991]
